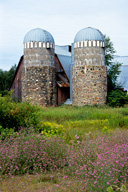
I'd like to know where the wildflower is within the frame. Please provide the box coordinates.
[56,185,59,187]
[75,135,79,139]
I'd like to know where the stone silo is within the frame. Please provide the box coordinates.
[72,27,107,106]
[22,28,57,106]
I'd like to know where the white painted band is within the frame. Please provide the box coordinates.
[74,40,105,48]
[24,42,54,49]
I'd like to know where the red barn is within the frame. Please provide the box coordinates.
[9,45,71,106]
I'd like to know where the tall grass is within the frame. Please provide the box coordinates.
[0,96,128,191]
[1,95,128,131]
[0,128,128,191]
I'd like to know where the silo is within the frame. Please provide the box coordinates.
[72,27,107,106]
[22,28,57,106]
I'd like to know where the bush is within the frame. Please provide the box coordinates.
[0,95,41,130]
[107,89,128,107]
[38,121,65,137]
[0,125,18,140]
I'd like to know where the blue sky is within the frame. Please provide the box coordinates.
[0,0,128,70]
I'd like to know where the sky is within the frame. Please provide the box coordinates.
[0,0,128,71]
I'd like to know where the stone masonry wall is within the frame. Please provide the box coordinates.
[74,47,105,66]
[24,47,54,67]
[72,46,107,106]
[72,65,107,105]
[22,66,57,106]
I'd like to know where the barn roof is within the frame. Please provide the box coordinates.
[55,45,71,80]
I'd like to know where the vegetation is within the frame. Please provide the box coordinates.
[0,128,128,191]
[0,96,128,191]
[1,95,128,132]
[107,89,128,107]
[0,37,127,191]
[0,64,16,96]
[104,35,122,91]
[104,35,127,107]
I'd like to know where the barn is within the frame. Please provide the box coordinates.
[10,27,108,106]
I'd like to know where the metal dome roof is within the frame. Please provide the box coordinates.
[74,27,105,42]
[23,28,54,43]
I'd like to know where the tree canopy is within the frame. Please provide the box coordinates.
[104,35,122,91]
[0,64,16,96]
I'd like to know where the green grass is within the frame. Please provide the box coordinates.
[0,98,128,191]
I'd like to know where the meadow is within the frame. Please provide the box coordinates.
[0,96,128,191]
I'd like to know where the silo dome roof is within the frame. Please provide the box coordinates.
[23,28,54,43]
[74,27,105,42]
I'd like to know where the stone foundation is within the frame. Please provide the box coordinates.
[72,65,107,106]
[22,66,57,106]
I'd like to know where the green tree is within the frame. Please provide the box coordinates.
[6,64,17,88]
[104,35,122,91]
[0,64,16,96]
[104,36,128,107]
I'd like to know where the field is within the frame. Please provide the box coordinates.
[0,97,128,191]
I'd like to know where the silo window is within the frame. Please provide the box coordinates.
[84,41,87,47]
[89,41,91,47]
[31,42,33,48]
[47,42,50,48]
[93,41,96,46]
[97,41,99,46]
[43,43,46,48]
[27,42,29,48]
[35,42,37,48]
[50,43,53,48]
[81,41,83,47]
[39,42,41,48]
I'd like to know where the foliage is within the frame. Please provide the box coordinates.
[1,97,128,131]
[0,129,127,191]
[105,35,122,91]
[39,121,65,137]
[0,101,128,191]
[0,130,68,175]
[107,89,128,107]
[0,95,41,130]
[107,181,128,192]
[0,125,18,140]
[0,65,16,96]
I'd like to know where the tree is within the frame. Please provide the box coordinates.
[0,64,16,96]
[104,35,122,91]
[6,64,17,88]
[104,36,128,107]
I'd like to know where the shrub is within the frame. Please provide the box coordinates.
[0,96,41,130]
[0,126,18,140]
[38,121,65,137]
[107,89,128,107]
